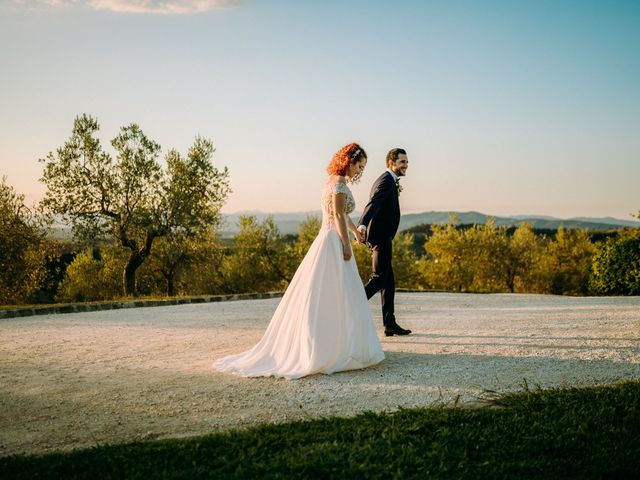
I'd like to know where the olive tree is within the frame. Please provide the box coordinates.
[0,177,49,304]
[589,229,640,295]
[40,114,230,296]
[144,232,225,297]
[423,222,473,291]
[508,223,547,293]
[544,226,594,295]
[222,216,293,293]
[292,215,322,262]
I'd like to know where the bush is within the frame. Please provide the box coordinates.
[221,216,293,293]
[56,247,127,302]
[590,229,640,295]
[545,227,595,295]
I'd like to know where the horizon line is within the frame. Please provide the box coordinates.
[219,209,640,223]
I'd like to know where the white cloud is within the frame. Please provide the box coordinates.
[10,0,241,14]
[10,0,79,7]
[41,0,77,5]
[89,0,241,14]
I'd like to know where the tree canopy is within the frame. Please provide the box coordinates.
[0,177,48,304]
[40,114,230,296]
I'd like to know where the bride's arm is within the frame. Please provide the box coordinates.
[333,191,353,261]
[347,217,363,242]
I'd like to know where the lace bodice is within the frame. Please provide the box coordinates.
[321,181,355,229]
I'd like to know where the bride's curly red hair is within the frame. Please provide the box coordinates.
[326,143,367,183]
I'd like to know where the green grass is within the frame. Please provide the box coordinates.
[2,381,639,479]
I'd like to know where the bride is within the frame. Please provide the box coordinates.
[213,143,385,379]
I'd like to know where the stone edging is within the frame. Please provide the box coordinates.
[0,292,285,320]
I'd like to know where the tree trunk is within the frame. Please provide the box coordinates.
[506,269,515,293]
[160,261,181,297]
[120,230,158,297]
[166,273,175,297]
[123,253,144,296]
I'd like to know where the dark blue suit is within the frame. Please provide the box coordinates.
[358,171,400,326]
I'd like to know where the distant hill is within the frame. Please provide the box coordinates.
[221,211,325,237]
[566,216,640,228]
[398,211,640,231]
[221,210,640,236]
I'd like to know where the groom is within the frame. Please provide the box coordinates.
[357,148,411,336]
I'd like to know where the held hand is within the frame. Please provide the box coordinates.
[356,225,367,243]
[353,229,364,243]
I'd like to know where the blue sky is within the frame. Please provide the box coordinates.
[1,0,638,219]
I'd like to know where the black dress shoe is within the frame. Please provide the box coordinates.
[384,324,412,336]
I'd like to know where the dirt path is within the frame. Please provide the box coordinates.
[1,292,639,457]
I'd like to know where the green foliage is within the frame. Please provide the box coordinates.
[590,229,640,295]
[545,227,595,295]
[422,222,474,291]
[285,214,323,276]
[392,232,424,289]
[421,220,597,295]
[144,232,226,296]
[0,177,49,305]
[509,223,548,293]
[351,229,423,288]
[55,247,128,302]
[462,221,547,293]
[2,381,639,479]
[34,243,76,304]
[290,215,322,263]
[221,216,293,293]
[181,234,226,296]
[353,242,373,284]
[464,219,512,292]
[55,232,228,302]
[12,212,632,303]
[39,114,230,296]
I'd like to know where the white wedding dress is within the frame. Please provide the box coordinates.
[213,181,384,379]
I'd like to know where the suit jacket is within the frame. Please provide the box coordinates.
[358,171,400,246]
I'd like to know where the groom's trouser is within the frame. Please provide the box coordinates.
[364,237,395,326]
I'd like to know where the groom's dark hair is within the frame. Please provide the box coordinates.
[386,148,406,167]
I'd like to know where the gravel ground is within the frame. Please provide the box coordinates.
[1,292,639,457]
